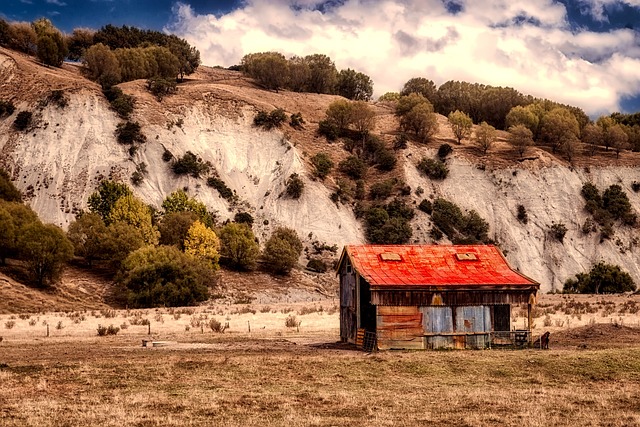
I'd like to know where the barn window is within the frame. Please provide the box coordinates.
[455,252,478,261]
[380,252,402,262]
[345,259,352,274]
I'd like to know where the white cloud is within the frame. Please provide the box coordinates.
[46,0,67,5]
[167,0,640,115]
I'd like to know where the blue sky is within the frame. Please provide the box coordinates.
[2,0,640,116]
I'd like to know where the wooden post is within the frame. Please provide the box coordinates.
[247,321,250,333]
[148,322,151,335]
[527,303,532,345]
[46,324,49,337]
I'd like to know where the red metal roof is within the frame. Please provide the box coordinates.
[341,245,538,288]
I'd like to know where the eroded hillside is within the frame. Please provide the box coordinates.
[1,46,640,292]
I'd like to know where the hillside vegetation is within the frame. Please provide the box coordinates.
[1,19,640,299]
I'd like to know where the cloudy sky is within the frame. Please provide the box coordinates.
[3,0,640,117]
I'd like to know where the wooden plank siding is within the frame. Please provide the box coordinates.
[339,259,357,343]
[371,289,536,306]
[376,306,424,350]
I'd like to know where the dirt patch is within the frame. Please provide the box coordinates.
[551,323,640,350]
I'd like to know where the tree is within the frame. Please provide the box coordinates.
[607,124,629,158]
[0,168,21,202]
[400,102,439,143]
[539,107,580,153]
[350,101,376,136]
[287,55,311,92]
[0,201,39,264]
[324,99,353,134]
[184,220,220,268]
[448,110,473,144]
[336,68,373,101]
[0,206,15,265]
[108,194,159,245]
[115,121,146,145]
[67,212,107,266]
[36,32,67,67]
[241,52,289,91]
[395,92,428,117]
[581,123,603,156]
[508,124,534,157]
[83,43,121,88]
[262,227,303,275]
[171,151,211,178]
[17,222,73,288]
[475,121,497,154]
[8,22,37,55]
[505,105,539,134]
[378,92,401,103]
[219,222,260,271]
[66,28,95,61]
[311,152,334,180]
[401,77,438,104]
[117,245,213,307]
[563,262,635,294]
[88,180,133,224]
[100,221,146,268]
[285,173,304,199]
[158,211,198,250]
[162,189,214,228]
[304,54,338,94]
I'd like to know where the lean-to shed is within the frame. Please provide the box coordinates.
[337,245,540,350]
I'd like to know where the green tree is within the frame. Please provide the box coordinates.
[67,212,108,266]
[336,68,373,101]
[285,173,304,199]
[505,105,539,134]
[0,206,16,265]
[378,92,401,103]
[607,124,629,158]
[109,194,159,245]
[83,43,121,88]
[304,54,338,94]
[262,227,303,275]
[0,169,21,202]
[117,245,213,307]
[400,101,439,143]
[184,220,220,268]
[162,189,214,228]
[287,55,311,92]
[324,99,353,134]
[8,22,37,54]
[582,123,603,156]
[88,180,133,224]
[219,222,260,271]
[0,201,39,264]
[400,77,437,104]
[18,222,73,288]
[66,27,95,61]
[311,152,334,180]
[350,101,376,136]
[539,107,580,153]
[241,52,289,91]
[158,211,198,250]
[564,262,636,294]
[36,32,67,67]
[448,110,473,144]
[475,121,497,154]
[508,124,534,157]
[101,221,146,268]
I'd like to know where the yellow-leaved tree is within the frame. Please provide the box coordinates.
[108,194,159,245]
[184,220,220,269]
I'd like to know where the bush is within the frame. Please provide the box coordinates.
[219,222,260,271]
[563,262,636,294]
[437,143,453,159]
[0,168,21,202]
[306,258,328,273]
[632,181,640,193]
[418,199,433,214]
[550,222,568,243]
[285,314,299,328]
[285,173,304,199]
[517,205,528,224]
[96,324,120,336]
[147,77,177,100]
[339,156,367,179]
[363,200,414,244]
[431,198,490,244]
[172,151,211,178]
[375,148,397,171]
[45,90,68,108]
[369,179,395,200]
[13,111,32,131]
[311,153,334,180]
[208,318,225,333]
[254,108,287,130]
[317,119,339,141]
[207,176,234,200]
[103,87,134,119]
[417,158,449,180]
[290,112,305,129]
[393,133,408,150]
[234,212,254,226]
[115,121,146,145]
[117,245,214,308]
[0,99,15,117]
[162,149,174,162]
[262,227,303,275]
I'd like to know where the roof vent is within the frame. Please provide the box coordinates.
[455,252,478,261]
[380,252,402,262]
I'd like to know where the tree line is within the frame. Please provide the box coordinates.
[0,172,303,308]
[0,18,200,87]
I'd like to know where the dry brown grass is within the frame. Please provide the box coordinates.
[1,334,640,427]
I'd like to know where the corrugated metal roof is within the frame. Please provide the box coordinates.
[342,245,538,288]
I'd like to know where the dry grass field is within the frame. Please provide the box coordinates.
[1,293,640,426]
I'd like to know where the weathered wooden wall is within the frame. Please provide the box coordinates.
[339,260,357,343]
[372,289,536,306]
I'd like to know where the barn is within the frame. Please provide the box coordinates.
[337,244,540,350]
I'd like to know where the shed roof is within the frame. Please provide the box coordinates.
[339,245,538,289]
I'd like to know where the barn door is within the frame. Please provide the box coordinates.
[422,306,453,349]
[455,306,491,349]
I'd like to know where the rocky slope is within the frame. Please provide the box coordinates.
[1,47,639,292]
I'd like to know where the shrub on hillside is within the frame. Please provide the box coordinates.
[206,176,234,200]
[417,158,449,180]
[172,151,211,178]
[437,143,453,159]
[0,100,15,117]
[563,262,636,294]
[262,227,303,275]
[339,156,367,179]
[311,152,334,180]
[13,111,33,131]
[363,199,414,244]
[418,199,433,214]
[147,77,177,100]
[234,212,254,226]
[115,121,146,145]
[549,222,568,243]
[0,169,21,202]
[317,119,339,141]
[306,258,328,273]
[103,87,134,119]
[254,108,287,130]
[290,112,305,129]
[517,205,528,224]
[285,173,304,199]
[369,179,395,200]
[219,222,260,271]
[431,198,490,244]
